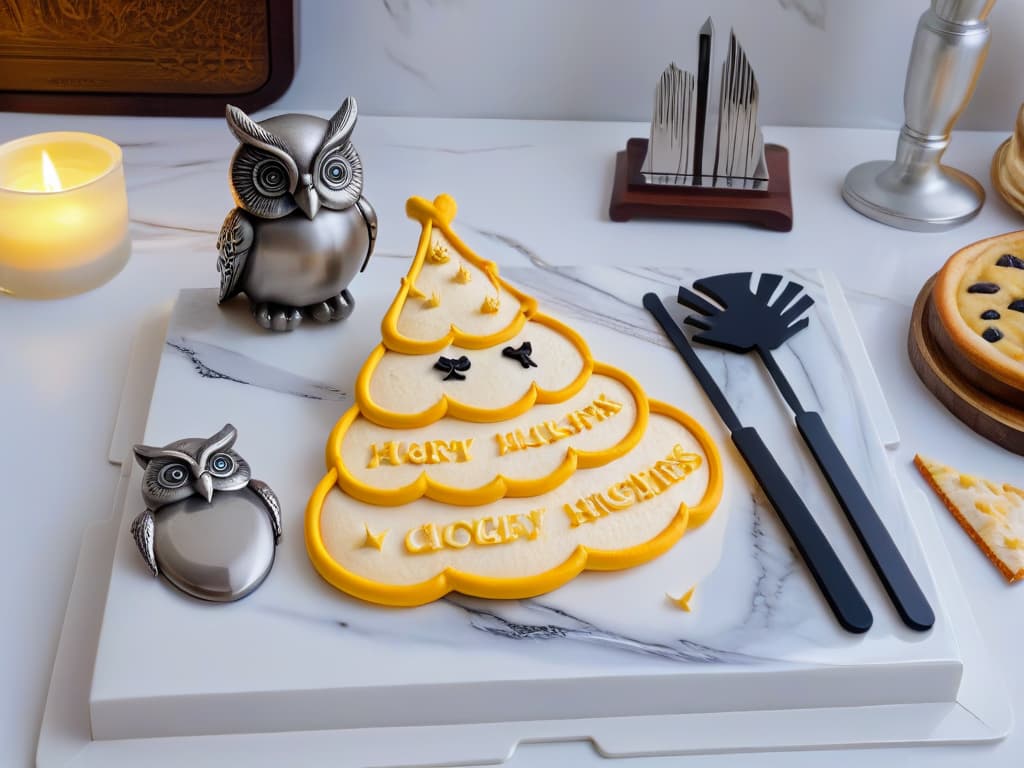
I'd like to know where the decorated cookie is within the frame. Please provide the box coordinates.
[915,455,1024,582]
[932,231,1024,405]
[305,194,722,606]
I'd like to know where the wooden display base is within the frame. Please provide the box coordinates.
[909,275,1024,455]
[609,139,793,231]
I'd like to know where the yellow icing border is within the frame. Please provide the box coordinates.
[306,399,724,606]
[357,312,594,428]
[333,361,649,506]
[381,195,540,355]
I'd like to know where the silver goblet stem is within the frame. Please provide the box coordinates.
[843,0,995,231]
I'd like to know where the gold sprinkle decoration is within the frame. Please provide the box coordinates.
[424,291,441,308]
[454,263,472,284]
[428,242,450,264]
[403,278,426,299]
[666,585,696,612]
[362,523,389,551]
[481,295,500,314]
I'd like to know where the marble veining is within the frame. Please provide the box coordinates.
[131,219,217,237]
[778,0,827,30]
[384,48,436,89]
[166,335,349,401]
[464,224,552,270]
[444,596,767,664]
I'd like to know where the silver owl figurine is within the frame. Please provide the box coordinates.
[216,97,377,331]
[130,423,282,602]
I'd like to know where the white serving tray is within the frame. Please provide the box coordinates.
[38,264,1011,766]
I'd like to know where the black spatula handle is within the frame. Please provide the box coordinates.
[795,411,935,631]
[731,426,873,634]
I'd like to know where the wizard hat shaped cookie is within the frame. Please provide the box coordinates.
[306,194,722,606]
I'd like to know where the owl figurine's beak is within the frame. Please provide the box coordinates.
[194,472,215,503]
[294,183,320,220]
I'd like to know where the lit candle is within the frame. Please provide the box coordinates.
[0,132,129,299]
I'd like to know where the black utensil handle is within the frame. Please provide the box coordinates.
[795,411,935,631]
[731,426,873,634]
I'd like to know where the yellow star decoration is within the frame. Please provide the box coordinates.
[362,523,389,551]
[424,290,441,309]
[453,263,472,284]
[428,242,450,264]
[667,585,696,612]
[480,295,500,314]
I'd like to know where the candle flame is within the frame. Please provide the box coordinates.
[41,150,63,192]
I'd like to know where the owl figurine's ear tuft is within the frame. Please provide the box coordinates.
[133,443,162,469]
[198,423,238,466]
[225,105,299,186]
[318,97,358,156]
[208,423,238,451]
[226,105,288,154]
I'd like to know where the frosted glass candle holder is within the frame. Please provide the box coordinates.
[0,131,130,299]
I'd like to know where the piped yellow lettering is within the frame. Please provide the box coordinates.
[527,508,545,538]
[474,516,502,545]
[368,441,402,469]
[404,523,442,554]
[442,521,473,549]
[543,420,572,439]
[594,394,624,415]
[496,432,522,456]
[452,438,473,462]
[561,444,701,528]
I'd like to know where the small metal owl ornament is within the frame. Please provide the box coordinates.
[216,97,377,331]
[130,424,282,602]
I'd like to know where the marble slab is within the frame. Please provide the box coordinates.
[89,262,960,741]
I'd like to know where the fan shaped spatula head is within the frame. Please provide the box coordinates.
[677,272,814,353]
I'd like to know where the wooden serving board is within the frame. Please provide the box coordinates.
[608,139,793,231]
[909,274,1024,455]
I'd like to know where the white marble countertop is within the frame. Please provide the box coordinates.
[2,112,1023,766]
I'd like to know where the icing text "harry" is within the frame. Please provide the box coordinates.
[368,439,473,469]
[405,509,545,554]
[495,394,623,455]
[563,444,701,527]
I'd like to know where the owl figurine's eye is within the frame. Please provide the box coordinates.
[208,452,236,478]
[320,155,351,190]
[253,158,290,197]
[313,141,362,210]
[159,463,190,488]
[230,146,298,219]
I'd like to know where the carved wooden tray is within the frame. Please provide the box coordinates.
[0,0,293,116]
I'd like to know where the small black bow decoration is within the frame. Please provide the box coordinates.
[434,355,471,381]
[502,341,538,369]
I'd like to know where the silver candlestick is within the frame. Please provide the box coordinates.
[843,0,995,231]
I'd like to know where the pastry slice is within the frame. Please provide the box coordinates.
[915,455,1024,582]
[931,230,1024,406]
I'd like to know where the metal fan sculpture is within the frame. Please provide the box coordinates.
[677,272,934,631]
[641,18,768,190]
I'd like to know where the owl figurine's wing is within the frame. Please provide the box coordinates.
[130,509,158,576]
[216,209,255,303]
[249,479,282,543]
[355,196,377,272]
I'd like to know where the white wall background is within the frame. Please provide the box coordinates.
[273,0,1024,131]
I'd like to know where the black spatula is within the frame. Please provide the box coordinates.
[644,293,872,634]
[677,272,934,631]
